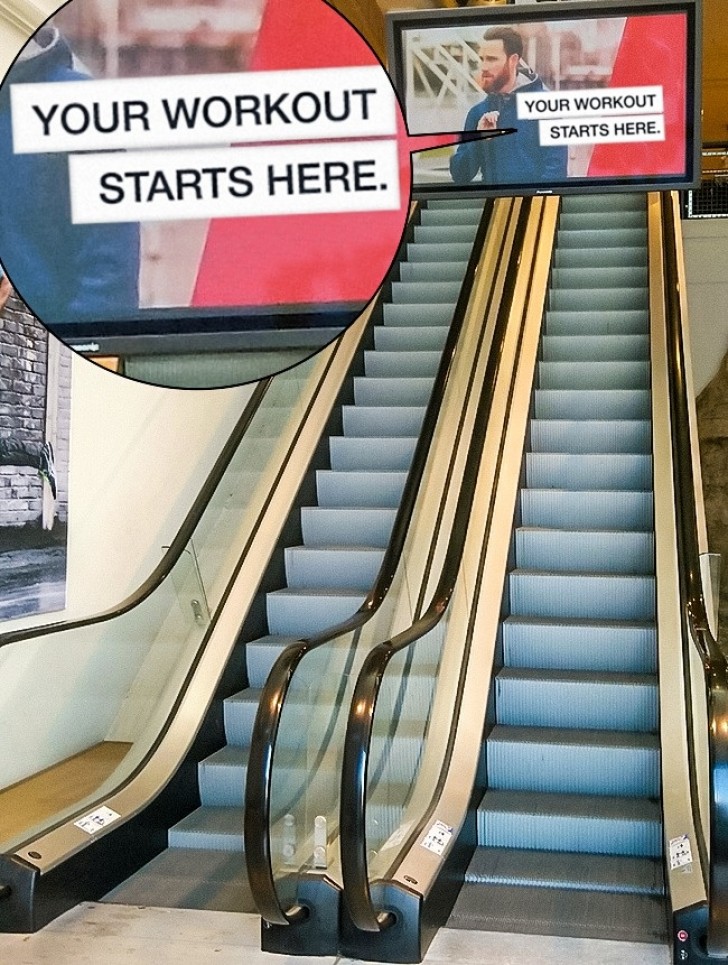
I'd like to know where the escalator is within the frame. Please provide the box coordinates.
[0,196,497,931]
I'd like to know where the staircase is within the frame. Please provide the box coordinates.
[104,199,488,910]
[448,193,666,944]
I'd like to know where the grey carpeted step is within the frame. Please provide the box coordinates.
[551,266,648,290]
[300,506,397,547]
[342,404,425,437]
[448,881,666,943]
[502,617,657,673]
[284,545,385,590]
[509,571,654,620]
[556,227,647,249]
[544,309,649,336]
[525,453,652,490]
[554,246,647,269]
[538,360,649,390]
[399,261,468,283]
[534,389,650,420]
[529,419,651,454]
[316,469,407,507]
[329,436,418,470]
[382,303,455,326]
[374,325,450,352]
[477,790,662,857]
[488,726,659,797]
[364,350,442,378]
[245,635,301,688]
[169,806,244,851]
[541,335,649,363]
[520,489,653,530]
[353,376,434,407]
[549,287,647,313]
[463,846,663,894]
[266,587,365,636]
[515,528,653,574]
[495,668,658,732]
[391,280,462,304]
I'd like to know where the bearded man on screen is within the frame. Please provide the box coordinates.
[450,26,568,188]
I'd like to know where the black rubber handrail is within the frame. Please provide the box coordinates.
[0,377,271,649]
[661,192,728,954]
[339,200,536,933]
[244,198,496,927]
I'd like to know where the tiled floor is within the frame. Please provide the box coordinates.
[0,902,671,965]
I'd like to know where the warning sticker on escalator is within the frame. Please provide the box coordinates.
[669,833,693,870]
[421,820,453,857]
[74,805,121,836]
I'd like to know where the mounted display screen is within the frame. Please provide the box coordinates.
[387,0,701,198]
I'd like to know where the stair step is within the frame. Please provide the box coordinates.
[329,435,418,470]
[413,224,480,244]
[551,266,648,290]
[266,587,365,636]
[419,207,483,226]
[477,790,662,856]
[169,806,244,851]
[300,506,397,547]
[353,376,433,407]
[564,194,645,214]
[554,246,647,269]
[541,335,649,363]
[245,636,300,689]
[199,744,249,806]
[382,303,455,327]
[488,726,659,797]
[364,350,442,378]
[284,545,384,590]
[374,326,450,352]
[407,242,473,264]
[529,419,651,454]
[342,404,425,437]
[557,228,647,249]
[549,288,647,313]
[544,310,648,337]
[509,571,654,620]
[502,617,657,673]
[538,361,649,391]
[399,261,468,282]
[391,281,461,304]
[534,389,650,420]
[316,469,407,507]
[515,528,653,574]
[520,489,653,530]
[525,453,652,490]
[495,668,658,732]
[559,210,645,231]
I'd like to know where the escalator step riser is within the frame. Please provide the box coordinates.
[544,310,648,337]
[300,506,397,547]
[364,350,442,379]
[391,281,462,304]
[316,470,407,508]
[520,489,653,531]
[329,435,418,471]
[509,572,655,620]
[551,267,648,290]
[169,807,244,852]
[284,545,385,590]
[266,588,365,636]
[538,361,649,391]
[563,194,645,213]
[557,228,647,249]
[413,224,481,244]
[496,676,658,732]
[530,419,651,454]
[515,529,654,575]
[382,303,455,326]
[353,376,434,407]
[541,335,649,363]
[525,453,652,491]
[407,241,473,263]
[476,809,661,857]
[488,738,660,798]
[549,289,647,313]
[342,404,426,437]
[374,326,450,351]
[534,390,650,420]
[502,619,657,673]
[554,247,647,269]
[400,261,469,283]
[558,211,646,231]
[199,759,248,807]
[419,208,483,227]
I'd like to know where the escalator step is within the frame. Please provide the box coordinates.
[342,404,426,437]
[559,210,646,231]
[495,668,658,732]
[551,266,648,289]
[374,325,450,351]
[549,287,647,312]
[477,790,662,856]
[502,616,656,673]
[199,744,249,806]
[564,194,645,213]
[406,241,473,263]
[329,435,418,470]
[419,207,483,226]
[544,309,648,336]
[413,224,481,244]
[382,303,455,326]
[300,506,397,547]
[353,376,434,407]
[514,528,654,574]
[520,489,653,530]
[399,260,469,282]
[541,335,649,363]
[391,280,463,304]
[525,452,652,490]
[316,469,407,507]
[488,726,659,797]
[284,544,385,590]
[169,806,244,851]
[509,570,655,621]
[266,587,366,636]
[538,360,649,390]
[534,389,650,420]
[556,227,647,249]
[529,418,651,453]
[553,246,647,269]
[364,350,442,378]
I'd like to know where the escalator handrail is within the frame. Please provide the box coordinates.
[661,192,728,952]
[0,377,272,649]
[339,200,537,933]
[244,199,496,927]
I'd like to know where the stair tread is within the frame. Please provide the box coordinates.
[479,790,661,821]
[490,725,659,749]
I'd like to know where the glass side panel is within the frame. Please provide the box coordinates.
[0,357,318,853]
